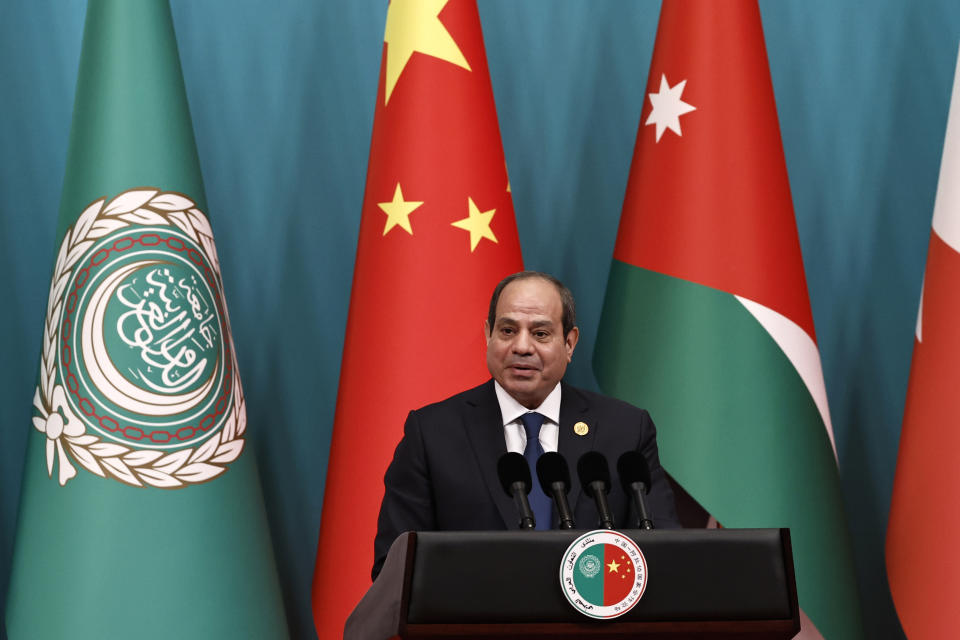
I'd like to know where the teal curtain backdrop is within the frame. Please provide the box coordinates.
[2,1,958,638]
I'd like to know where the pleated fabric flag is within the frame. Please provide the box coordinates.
[312,1,523,636]
[593,2,864,638]
[887,43,960,640]
[5,2,288,638]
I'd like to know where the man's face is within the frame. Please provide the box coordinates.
[485,277,579,409]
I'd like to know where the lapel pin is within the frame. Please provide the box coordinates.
[573,421,589,436]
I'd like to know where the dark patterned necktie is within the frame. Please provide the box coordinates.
[520,411,551,530]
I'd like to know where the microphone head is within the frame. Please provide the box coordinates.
[536,451,571,494]
[576,451,611,494]
[497,452,532,496]
[617,451,652,494]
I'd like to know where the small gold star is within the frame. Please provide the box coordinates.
[378,183,423,236]
[451,197,497,251]
[607,559,621,573]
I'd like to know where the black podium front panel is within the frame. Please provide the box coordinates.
[406,529,794,625]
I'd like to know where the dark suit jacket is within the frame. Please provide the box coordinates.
[372,379,680,579]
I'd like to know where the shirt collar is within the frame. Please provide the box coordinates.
[493,381,562,426]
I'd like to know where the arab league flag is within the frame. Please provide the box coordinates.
[4,2,287,638]
[311,0,523,636]
[592,2,863,638]
[887,44,960,639]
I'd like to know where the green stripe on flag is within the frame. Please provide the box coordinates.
[594,260,862,640]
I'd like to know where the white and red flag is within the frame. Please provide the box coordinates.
[887,44,960,639]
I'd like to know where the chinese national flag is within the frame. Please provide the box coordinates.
[311,0,523,636]
[886,45,960,639]
[602,548,634,606]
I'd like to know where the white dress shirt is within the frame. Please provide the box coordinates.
[494,381,561,454]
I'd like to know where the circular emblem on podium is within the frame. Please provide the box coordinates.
[560,529,648,619]
[32,189,246,488]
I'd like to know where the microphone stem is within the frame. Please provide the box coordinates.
[629,481,654,530]
[511,481,536,529]
[589,481,615,529]
[550,482,575,529]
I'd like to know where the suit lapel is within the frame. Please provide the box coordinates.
[462,380,515,529]
[557,382,596,514]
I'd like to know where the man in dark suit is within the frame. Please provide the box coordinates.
[372,271,679,579]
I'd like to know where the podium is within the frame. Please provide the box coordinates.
[345,528,800,639]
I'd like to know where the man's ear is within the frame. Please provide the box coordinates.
[483,319,491,340]
[565,326,580,361]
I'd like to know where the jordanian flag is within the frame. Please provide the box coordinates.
[592,2,863,638]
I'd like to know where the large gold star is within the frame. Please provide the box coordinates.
[451,198,497,251]
[607,559,621,573]
[383,0,471,104]
[378,183,423,236]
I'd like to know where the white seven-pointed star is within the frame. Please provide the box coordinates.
[645,74,696,142]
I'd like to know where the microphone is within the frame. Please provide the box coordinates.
[617,451,655,530]
[536,452,576,529]
[577,451,615,529]
[497,452,537,529]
